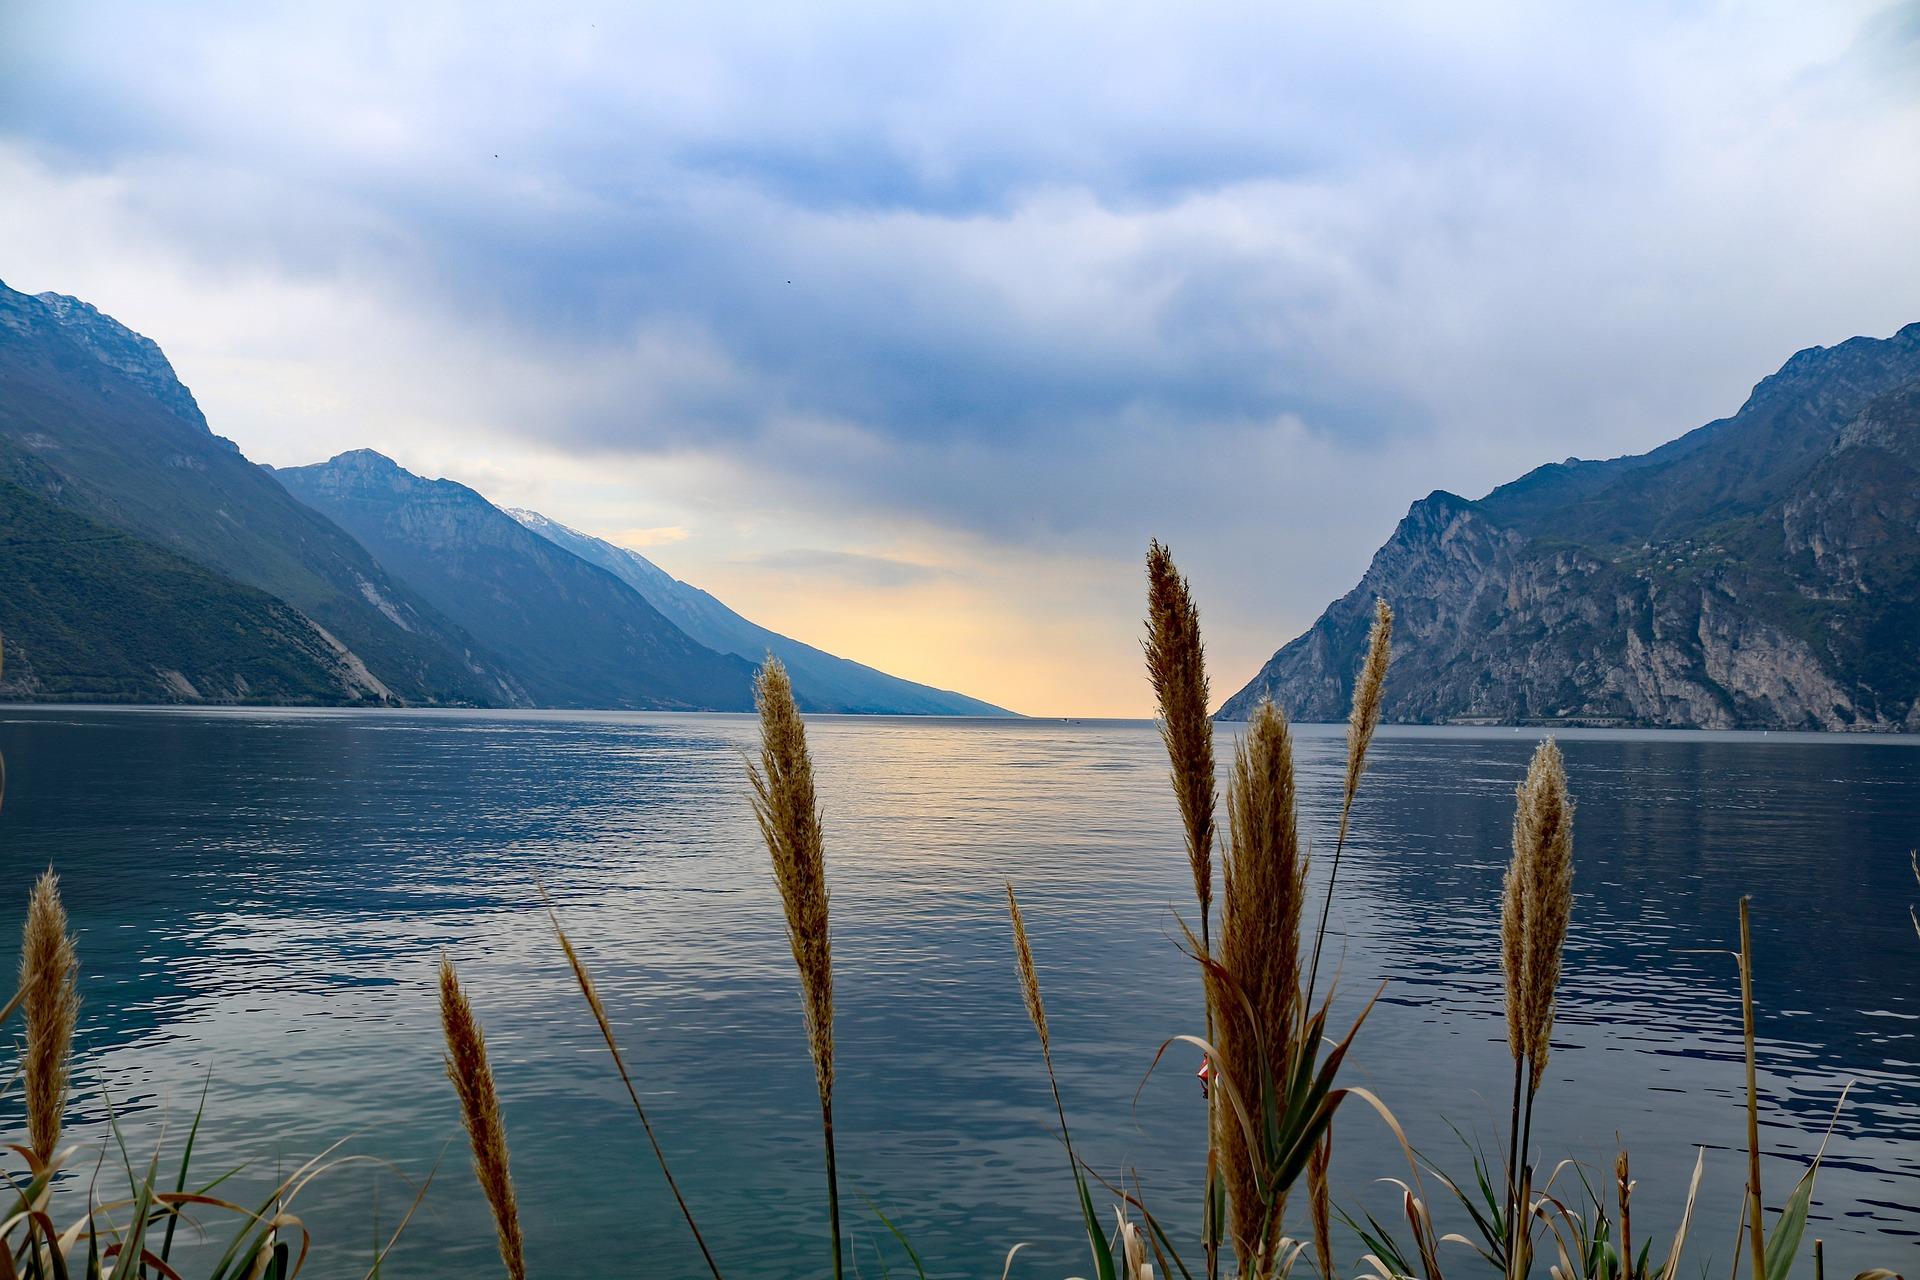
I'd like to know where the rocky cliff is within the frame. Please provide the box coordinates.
[1220,324,1920,730]
[31,291,220,436]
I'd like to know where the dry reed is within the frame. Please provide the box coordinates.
[1007,879,1112,1279]
[1145,540,1225,1280]
[1117,1207,1154,1280]
[1309,1130,1335,1280]
[1501,841,1529,1067]
[1616,1148,1633,1279]
[1306,599,1394,1002]
[1515,741,1574,1079]
[21,868,78,1164]
[437,954,525,1280]
[1738,897,1764,1280]
[748,657,841,1280]
[1499,810,1532,1280]
[1213,699,1309,1275]
[1145,540,1217,935]
[1500,738,1575,1279]
[1342,601,1394,818]
[542,896,725,1279]
[1007,882,1051,1063]
[1005,883,1080,1157]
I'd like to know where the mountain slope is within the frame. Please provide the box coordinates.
[0,282,519,705]
[0,473,389,704]
[506,508,1014,716]
[276,452,757,710]
[1221,323,1920,730]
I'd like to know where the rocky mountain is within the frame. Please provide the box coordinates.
[1221,323,1920,730]
[0,474,389,703]
[506,508,1013,716]
[276,452,757,710]
[32,290,218,433]
[0,281,519,705]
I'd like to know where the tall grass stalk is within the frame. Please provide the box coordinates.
[1007,883,1073,1172]
[21,867,79,1165]
[1144,541,1224,1280]
[543,895,725,1280]
[1006,882,1116,1280]
[1304,599,1393,1005]
[748,657,842,1280]
[1738,897,1764,1280]
[437,954,524,1280]
[1213,700,1309,1276]
[1308,1130,1334,1280]
[1616,1149,1633,1280]
[1500,739,1575,1279]
[1145,541,1217,948]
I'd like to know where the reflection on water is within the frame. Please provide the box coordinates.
[0,709,1912,1277]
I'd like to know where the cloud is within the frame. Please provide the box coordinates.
[735,548,951,591]
[3,0,1917,711]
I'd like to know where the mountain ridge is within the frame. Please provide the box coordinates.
[274,450,758,711]
[1220,324,1920,730]
[505,507,1015,716]
[0,279,1008,715]
[0,280,522,705]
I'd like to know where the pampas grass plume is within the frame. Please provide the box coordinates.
[1305,598,1394,1003]
[1145,541,1216,928]
[438,954,525,1280]
[749,657,842,1280]
[1514,739,1574,1078]
[1341,601,1394,820]
[1006,881,1049,1060]
[21,868,78,1164]
[1214,699,1309,1270]
[1500,846,1529,1063]
[749,658,834,1093]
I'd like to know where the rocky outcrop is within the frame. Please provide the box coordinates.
[1221,325,1920,730]
[32,289,222,438]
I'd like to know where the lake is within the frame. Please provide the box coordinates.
[0,708,1913,1278]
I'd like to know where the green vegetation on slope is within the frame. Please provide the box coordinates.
[0,283,518,705]
[0,475,380,704]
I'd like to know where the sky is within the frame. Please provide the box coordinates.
[2,2,1918,716]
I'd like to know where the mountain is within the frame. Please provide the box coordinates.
[0,474,390,703]
[506,508,1014,716]
[1221,323,1920,731]
[275,452,757,710]
[0,282,520,704]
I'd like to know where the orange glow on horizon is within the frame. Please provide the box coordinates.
[686,564,1280,720]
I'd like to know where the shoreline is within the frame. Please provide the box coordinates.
[2,700,1917,744]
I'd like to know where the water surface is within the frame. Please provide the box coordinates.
[0,709,1912,1277]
